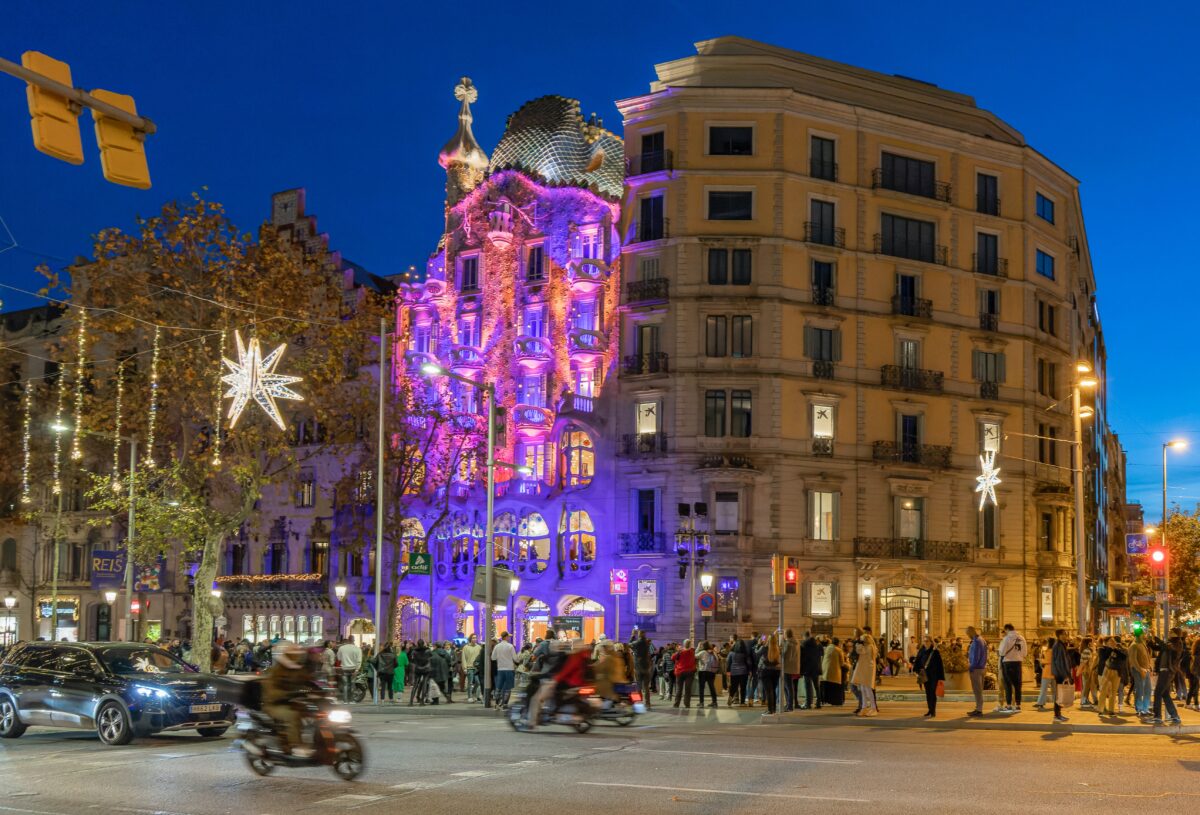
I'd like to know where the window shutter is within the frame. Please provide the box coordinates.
[832,329,842,361]
[803,326,813,358]
[832,492,841,540]
[997,353,1006,383]
[807,491,815,539]
[972,350,982,381]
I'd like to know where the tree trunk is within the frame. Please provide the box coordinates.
[387,542,400,644]
[190,531,224,672]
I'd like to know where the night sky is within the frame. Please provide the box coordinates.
[2,1,1198,514]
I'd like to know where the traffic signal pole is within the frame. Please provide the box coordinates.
[0,56,156,135]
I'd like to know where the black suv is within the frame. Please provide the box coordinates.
[0,641,235,745]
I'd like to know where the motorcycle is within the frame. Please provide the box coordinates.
[235,686,365,781]
[507,677,601,733]
[595,682,646,726]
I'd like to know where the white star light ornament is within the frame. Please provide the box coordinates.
[975,450,1002,510]
[221,331,303,431]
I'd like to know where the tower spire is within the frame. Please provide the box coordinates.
[439,77,489,208]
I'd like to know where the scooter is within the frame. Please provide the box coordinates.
[508,677,601,733]
[235,688,365,780]
[595,682,646,726]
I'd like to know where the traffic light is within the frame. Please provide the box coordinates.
[1132,619,1144,636]
[770,554,783,596]
[90,89,151,189]
[1149,546,1167,577]
[784,567,799,595]
[21,51,84,165]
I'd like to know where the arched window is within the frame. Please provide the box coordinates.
[400,518,426,569]
[517,512,551,574]
[560,508,596,573]
[561,425,595,488]
[451,513,475,564]
[1,538,17,571]
[493,512,517,565]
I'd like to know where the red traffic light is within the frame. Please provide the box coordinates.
[1150,548,1166,563]
[784,568,798,582]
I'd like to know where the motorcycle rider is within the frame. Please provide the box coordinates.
[525,638,589,730]
[261,640,316,757]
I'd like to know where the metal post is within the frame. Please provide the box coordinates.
[483,384,496,708]
[1072,385,1087,635]
[688,523,696,644]
[0,56,156,133]
[123,435,137,641]
[1162,444,1170,636]
[373,318,386,705]
[50,486,63,641]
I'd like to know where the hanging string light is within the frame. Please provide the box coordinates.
[20,380,32,504]
[212,329,225,467]
[51,357,67,496]
[144,325,161,468]
[111,359,125,491]
[69,306,88,461]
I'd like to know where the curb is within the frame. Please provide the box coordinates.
[761,710,1200,735]
[346,703,503,718]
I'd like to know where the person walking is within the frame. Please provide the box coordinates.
[852,627,879,717]
[1128,630,1152,716]
[821,637,846,706]
[781,629,800,712]
[758,632,782,714]
[1051,629,1072,723]
[335,637,362,704]
[966,626,987,717]
[1033,638,1055,710]
[492,631,518,707]
[1151,629,1184,726]
[629,629,654,709]
[697,642,719,708]
[726,636,749,706]
[375,643,398,702]
[392,642,408,698]
[462,634,482,702]
[1078,637,1098,710]
[800,632,824,710]
[914,636,944,717]
[1097,636,1126,716]
[998,623,1027,713]
[672,639,698,709]
[408,640,432,705]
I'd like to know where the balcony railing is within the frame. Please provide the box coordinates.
[854,537,971,562]
[891,295,932,318]
[979,381,999,399]
[627,150,673,176]
[979,312,999,331]
[874,234,948,265]
[558,391,594,414]
[977,196,1001,216]
[622,432,668,456]
[625,277,669,304]
[871,441,952,468]
[871,167,952,202]
[811,359,835,380]
[804,222,846,248]
[972,254,1009,276]
[809,159,838,181]
[622,352,669,376]
[634,217,669,244]
[812,437,834,456]
[880,364,944,393]
[619,532,670,555]
[812,286,835,306]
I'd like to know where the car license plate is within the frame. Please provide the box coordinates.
[190,703,222,714]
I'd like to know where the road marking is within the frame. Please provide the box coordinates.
[579,782,868,803]
[154,753,189,758]
[392,781,446,790]
[316,794,383,806]
[622,747,860,765]
[552,754,580,759]
[452,770,492,777]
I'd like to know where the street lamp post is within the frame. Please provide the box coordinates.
[334,582,347,642]
[4,591,15,646]
[420,362,530,709]
[862,585,873,628]
[103,590,116,641]
[1161,440,1186,635]
[1071,363,1097,635]
[699,572,713,643]
[508,577,520,647]
[946,586,956,636]
[674,503,710,644]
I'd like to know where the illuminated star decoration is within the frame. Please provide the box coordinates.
[975,450,1002,510]
[221,331,303,430]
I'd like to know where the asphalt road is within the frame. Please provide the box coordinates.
[1,705,1199,814]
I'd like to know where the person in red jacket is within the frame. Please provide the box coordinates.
[673,639,698,709]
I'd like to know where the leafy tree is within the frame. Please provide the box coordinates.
[1130,507,1200,622]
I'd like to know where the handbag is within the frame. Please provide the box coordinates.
[935,680,945,698]
[1056,681,1075,708]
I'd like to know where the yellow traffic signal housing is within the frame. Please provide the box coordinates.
[21,51,84,165]
[90,89,151,189]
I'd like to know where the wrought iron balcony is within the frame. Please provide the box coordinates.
[979,312,999,331]
[625,277,669,304]
[972,254,1009,276]
[812,286,835,306]
[698,453,756,470]
[811,359,835,380]
[804,222,845,248]
[619,531,670,555]
[809,159,838,181]
[626,150,673,176]
[874,234,948,265]
[854,537,971,562]
[891,295,933,318]
[812,437,834,456]
[622,352,669,376]
[622,432,667,456]
[871,441,952,468]
[979,381,999,400]
[871,167,952,202]
[880,364,944,393]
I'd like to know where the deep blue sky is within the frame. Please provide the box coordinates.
[2,1,1197,514]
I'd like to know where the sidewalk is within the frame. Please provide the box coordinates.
[763,696,1200,735]
[346,699,501,717]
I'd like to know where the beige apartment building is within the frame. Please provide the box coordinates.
[613,37,1125,645]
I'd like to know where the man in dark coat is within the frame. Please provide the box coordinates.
[800,632,824,709]
[430,642,453,704]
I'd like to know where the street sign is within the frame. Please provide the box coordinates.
[408,552,432,576]
[698,592,716,617]
[1125,533,1148,555]
[609,568,628,595]
[471,566,517,604]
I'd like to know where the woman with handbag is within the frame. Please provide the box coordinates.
[1051,629,1073,723]
[914,636,945,717]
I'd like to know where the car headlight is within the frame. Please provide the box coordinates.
[134,685,170,699]
[328,709,352,724]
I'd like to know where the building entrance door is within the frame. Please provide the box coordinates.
[878,586,930,658]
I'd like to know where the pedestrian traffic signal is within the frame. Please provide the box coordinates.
[21,51,84,165]
[784,567,799,595]
[90,89,151,189]
[1132,620,1144,635]
[1149,546,1167,576]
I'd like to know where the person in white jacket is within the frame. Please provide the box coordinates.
[997,624,1027,712]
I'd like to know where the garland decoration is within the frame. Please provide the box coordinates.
[145,325,161,468]
[111,359,125,491]
[69,306,88,461]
